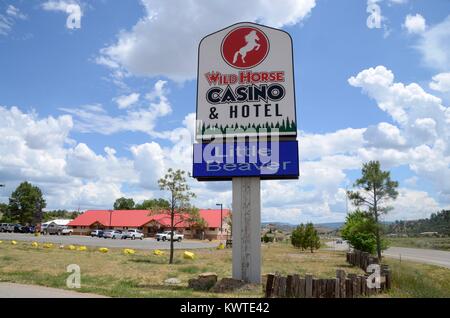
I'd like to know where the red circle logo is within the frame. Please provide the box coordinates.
[221,26,269,69]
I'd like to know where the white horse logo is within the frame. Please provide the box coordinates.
[233,30,261,64]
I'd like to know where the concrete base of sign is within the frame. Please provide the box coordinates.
[232,177,261,284]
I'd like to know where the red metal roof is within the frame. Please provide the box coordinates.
[68,209,230,228]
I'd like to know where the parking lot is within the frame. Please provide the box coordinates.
[0,233,217,250]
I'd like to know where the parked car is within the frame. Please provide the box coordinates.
[40,223,49,234]
[17,225,33,233]
[103,230,123,239]
[156,231,183,242]
[90,230,104,238]
[4,223,15,233]
[13,224,25,233]
[22,225,36,233]
[0,223,10,232]
[44,223,63,235]
[122,229,144,240]
[61,226,73,235]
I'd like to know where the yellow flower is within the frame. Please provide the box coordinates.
[31,242,39,248]
[123,248,136,255]
[153,249,164,256]
[183,251,195,260]
[43,243,53,248]
[77,246,87,251]
[68,245,76,250]
[99,247,109,253]
[217,243,225,250]
[11,240,17,245]
[0,241,3,244]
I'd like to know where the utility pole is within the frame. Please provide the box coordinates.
[216,203,223,237]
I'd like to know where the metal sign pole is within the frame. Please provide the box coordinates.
[232,176,261,284]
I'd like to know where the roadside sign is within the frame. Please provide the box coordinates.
[193,140,299,180]
[196,22,297,140]
[193,22,299,284]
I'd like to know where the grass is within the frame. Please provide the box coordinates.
[385,258,450,298]
[387,237,450,251]
[0,240,362,298]
[0,240,449,297]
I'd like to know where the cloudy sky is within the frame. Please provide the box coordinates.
[0,0,449,224]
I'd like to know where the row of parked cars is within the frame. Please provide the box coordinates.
[89,229,184,241]
[90,229,145,240]
[0,223,35,233]
[0,223,73,235]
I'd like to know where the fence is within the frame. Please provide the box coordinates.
[346,249,379,271]
[265,268,391,298]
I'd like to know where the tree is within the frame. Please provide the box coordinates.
[304,223,321,253]
[8,181,46,225]
[158,169,200,264]
[42,210,81,222]
[291,223,320,252]
[113,197,135,210]
[135,198,170,210]
[341,210,386,254]
[0,203,8,222]
[291,224,305,250]
[347,161,398,259]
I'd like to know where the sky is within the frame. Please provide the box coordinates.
[0,0,449,224]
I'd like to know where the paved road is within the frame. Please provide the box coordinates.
[383,246,450,269]
[0,283,107,298]
[325,240,450,269]
[0,233,217,250]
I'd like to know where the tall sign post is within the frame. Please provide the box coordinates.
[193,22,299,284]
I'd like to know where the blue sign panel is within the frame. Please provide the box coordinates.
[193,140,299,181]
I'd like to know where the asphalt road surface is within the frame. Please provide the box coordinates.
[326,240,450,269]
[0,233,217,250]
[0,283,107,298]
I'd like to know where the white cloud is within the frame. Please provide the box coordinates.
[0,5,26,36]
[113,93,140,109]
[130,142,166,190]
[429,72,450,93]
[97,0,317,82]
[42,0,82,30]
[403,14,426,34]
[61,80,172,136]
[299,128,365,160]
[364,122,406,149]
[349,65,450,203]
[387,188,443,220]
[416,15,450,71]
[6,5,27,20]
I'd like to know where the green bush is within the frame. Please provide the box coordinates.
[341,210,388,254]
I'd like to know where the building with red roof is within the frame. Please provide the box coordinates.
[68,209,230,240]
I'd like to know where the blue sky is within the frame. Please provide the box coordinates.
[0,0,449,224]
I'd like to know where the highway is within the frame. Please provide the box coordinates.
[325,240,450,269]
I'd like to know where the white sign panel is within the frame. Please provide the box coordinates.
[196,22,297,140]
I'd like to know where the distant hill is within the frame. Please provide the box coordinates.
[386,210,450,236]
[315,222,344,230]
[261,221,341,234]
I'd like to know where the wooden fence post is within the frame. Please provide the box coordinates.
[336,269,346,298]
[305,274,313,298]
[346,278,352,298]
[278,276,287,298]
[265,274,275,298]
[299,277,306,298]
